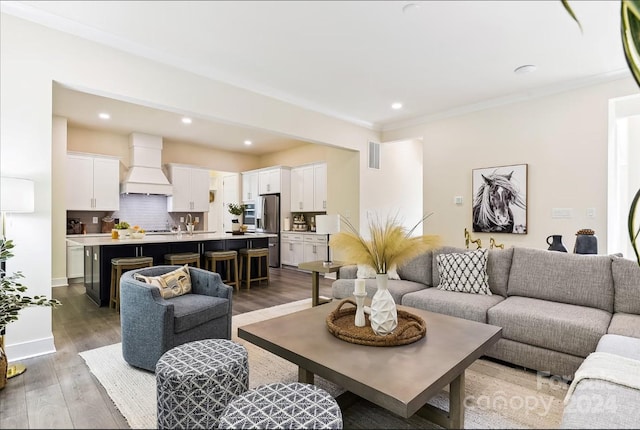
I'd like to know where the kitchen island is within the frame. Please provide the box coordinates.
[67,232,276,306]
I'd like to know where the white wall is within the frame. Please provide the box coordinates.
[0,13,378,360]
[383,78,639,251]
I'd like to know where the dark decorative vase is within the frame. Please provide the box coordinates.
[575,234,598,254]
[546,235,568,252]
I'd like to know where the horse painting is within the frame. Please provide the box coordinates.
[472,169,526,234]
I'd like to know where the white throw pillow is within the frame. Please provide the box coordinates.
[436,249,491,295]
[356,264,400,280]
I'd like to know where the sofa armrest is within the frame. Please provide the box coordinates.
[339,264,358,279]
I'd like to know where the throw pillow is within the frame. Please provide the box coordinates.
[357,264,401,280]
[134,264,192,299]
[436,249,491,295]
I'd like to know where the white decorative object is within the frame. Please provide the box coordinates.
[354,279,366,295]
[315,214,340,265]
[370,273,398,335]
[353,291,367,327]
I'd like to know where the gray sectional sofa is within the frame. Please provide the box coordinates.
[332,246,640,378]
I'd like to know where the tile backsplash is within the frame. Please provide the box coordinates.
[67,194,204,234]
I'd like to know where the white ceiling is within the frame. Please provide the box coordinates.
[2,0,630,151]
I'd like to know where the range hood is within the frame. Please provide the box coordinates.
[120,132,173,195]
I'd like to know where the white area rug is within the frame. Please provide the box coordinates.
[80,299,566,429]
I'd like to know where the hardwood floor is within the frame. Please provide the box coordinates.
[0,266,334,429]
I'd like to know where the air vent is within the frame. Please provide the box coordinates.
[368,141,380,169]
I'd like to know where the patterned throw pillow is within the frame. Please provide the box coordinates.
[436,249,491,295]
[357,264,401,280]
[134,264,192,299]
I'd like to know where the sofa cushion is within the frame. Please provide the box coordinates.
[338,265,358,279]
[402,288,504,323]
[134,264,192,299]
[170,294,230,333]
[596,334,640,359]
[507,248,614,312]
[436,248,491,295]
[396,251,433,286]
[607,313,640,339]
[611,257,640,314]
[487,296,611,358]
[432,246,512,297]
[332,278,424,303]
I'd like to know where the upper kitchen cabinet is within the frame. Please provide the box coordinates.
[258,167,289,195]
[242,171,259,202]
[166,164,210,212]
[66,153,120,211]
[313,162,327,211]
[291,162,327,212]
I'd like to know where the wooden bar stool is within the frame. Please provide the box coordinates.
[110,256,154,312]
[238,248,270,289]
[204,250,239,291]
[164,252,201,268]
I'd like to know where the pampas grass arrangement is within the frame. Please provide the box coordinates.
[330,213,440,274]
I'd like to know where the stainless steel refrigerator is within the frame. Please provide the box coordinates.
[258,193,280,267]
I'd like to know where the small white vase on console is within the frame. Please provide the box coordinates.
[370,273,398,335]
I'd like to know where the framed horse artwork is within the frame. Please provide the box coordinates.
[472,164,527,234]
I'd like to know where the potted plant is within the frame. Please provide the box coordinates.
[1,238,61,389]
[227,203,246,232]
[330,213,440,335]
[113,221,130,239]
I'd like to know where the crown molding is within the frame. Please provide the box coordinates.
[380,69,632,132]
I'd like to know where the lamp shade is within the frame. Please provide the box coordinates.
[1,177,35,213]
[316,214,340,235]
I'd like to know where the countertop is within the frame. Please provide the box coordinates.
[66,232,276,246]
[281,231,324,235]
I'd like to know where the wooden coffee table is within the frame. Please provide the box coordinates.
[238,300,502,429]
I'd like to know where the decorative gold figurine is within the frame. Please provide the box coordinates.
[464,228,482,249]
[489,237,504,249]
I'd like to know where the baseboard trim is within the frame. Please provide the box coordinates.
[52,277,68,287]
[5,335,56,362]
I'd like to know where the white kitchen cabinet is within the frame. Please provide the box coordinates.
[291,162,327,212]
[303,234,327,263]
[65,153,120,211]
[313,162,327,211]
[166,164,210,212]
[66,243,84,279]
[242,171,259,201]
[281,232,304,266]
[291,165,314,212]
[259,168,284,194]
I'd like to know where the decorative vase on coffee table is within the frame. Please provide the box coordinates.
[370,273,398,335]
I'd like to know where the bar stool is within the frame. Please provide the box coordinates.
[204,250,239,291]
[238,248,270,289]
[110,256,154,312]
[164,252,201,268]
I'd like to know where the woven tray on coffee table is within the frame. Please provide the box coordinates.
[326,299,426,347]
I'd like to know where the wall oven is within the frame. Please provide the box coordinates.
[243,202,256,231]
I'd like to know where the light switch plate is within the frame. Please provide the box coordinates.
[195,216,199,222]
[179,217,184,223]
[92,217,98,224]
[454,196,463,205]
[586,208,596,218]
[551,208,573,219]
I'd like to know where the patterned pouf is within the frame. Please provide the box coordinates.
[156,339,249,429]
[217,382,343,429]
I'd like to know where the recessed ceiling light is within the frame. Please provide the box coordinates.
[98,112,110,120]
[181,117,192,124]
[244,140,252,146]
[514,64,537,74]
[391,102,403,110]
[402,3,420,14]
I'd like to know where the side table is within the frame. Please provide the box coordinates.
[297,260,347,306]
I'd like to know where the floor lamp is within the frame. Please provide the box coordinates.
[1,176,35,379]
[315,214,340,266]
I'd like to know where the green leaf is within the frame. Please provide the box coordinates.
[561,0,583,32]
[622,0,640,88]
